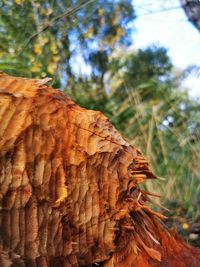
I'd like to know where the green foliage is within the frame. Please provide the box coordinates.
[0,0,134,84]
[0,0,199,216]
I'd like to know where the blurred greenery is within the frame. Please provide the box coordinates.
[0,0,200,217]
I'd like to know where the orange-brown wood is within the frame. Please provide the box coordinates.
[0,72,199,267]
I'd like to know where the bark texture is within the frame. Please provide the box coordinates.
[0,72,200,267]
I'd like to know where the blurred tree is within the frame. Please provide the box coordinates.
[107,46,200,210]
[0,0,135,91]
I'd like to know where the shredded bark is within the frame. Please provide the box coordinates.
[0,73,200,267]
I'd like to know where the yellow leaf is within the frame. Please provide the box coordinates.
[98,8,104,16]
[85,28,94,39]
[40,37,49,46]
[30,62,41,73]
[33,43,42,55]
[46,8,53,16]
[42,7,53,16]
[52,55,61,62]
[15,0,24,4]
[50,42,58,55]
[47,62,57,74]
[182,223,189,230]
[117,27,124,37]
[112,15,119,25]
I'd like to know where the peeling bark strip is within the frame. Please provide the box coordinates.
[0,73,200,267]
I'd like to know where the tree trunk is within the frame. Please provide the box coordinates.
[180,0,200,32]
[0,72,200,267]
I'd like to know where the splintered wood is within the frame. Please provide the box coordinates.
[0,73,200,267]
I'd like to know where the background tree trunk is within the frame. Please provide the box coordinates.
[180,0,200,32]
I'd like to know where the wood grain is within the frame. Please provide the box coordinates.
[0,72,199,267]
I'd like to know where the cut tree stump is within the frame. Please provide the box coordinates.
[0,72,200,267]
